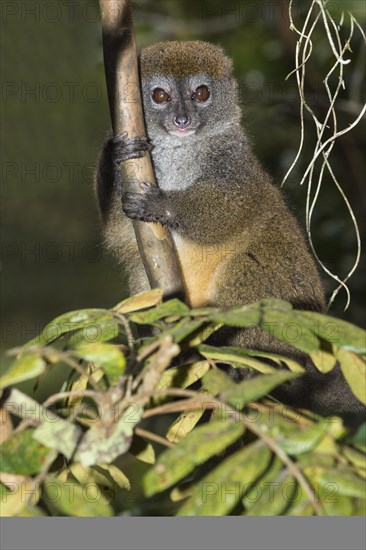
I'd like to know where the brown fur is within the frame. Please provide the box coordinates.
[140,41,233,79]
[96,41,365,421]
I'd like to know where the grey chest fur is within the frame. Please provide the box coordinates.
[151,139,202,191]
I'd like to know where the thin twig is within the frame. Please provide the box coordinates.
[135,427,174,448]
[142,396,217,419]
[43,389,99,409]
[112,311,136,351]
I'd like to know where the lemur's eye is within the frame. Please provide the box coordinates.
[192,85,210,102]
[152,88,170,103]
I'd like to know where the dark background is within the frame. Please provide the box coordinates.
[1,0,365,374]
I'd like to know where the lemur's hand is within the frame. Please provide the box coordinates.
[108,132,152,165]
[122,182,178,228]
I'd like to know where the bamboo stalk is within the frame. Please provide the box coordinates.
[98,0,185,299]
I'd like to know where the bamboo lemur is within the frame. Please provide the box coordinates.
[96,41,364,420]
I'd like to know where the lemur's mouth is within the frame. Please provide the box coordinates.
[168,128,197,137]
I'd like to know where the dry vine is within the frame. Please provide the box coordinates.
[282,0,365,311]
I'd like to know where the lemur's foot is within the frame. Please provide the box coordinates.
[108,132,152,164]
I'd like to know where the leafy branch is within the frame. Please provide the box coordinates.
[1,291,365,516]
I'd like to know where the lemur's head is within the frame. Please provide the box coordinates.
[139,41,241,141]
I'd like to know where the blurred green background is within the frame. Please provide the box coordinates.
[1,0,365,376]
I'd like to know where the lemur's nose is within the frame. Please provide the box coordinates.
[173,115,191,129]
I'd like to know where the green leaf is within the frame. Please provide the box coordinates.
[319,490,354,516]
[157,361,210,391]
[143,419,245,497]
[130,299,189,324]
[69,318,120,345]
[164,318,206,343]
[210,300,280,327]
[114,289,163,314]
[212,300,319,354]
[0,354,46,389]
[342,447,366,478]
[243,457,284,514]
[177,442,271,516]
[198,345,277,374]
[17,506,47,517]
[237,349,305,373]
[33,416,82,461]
[187,307,220,317]
[43,478,113,517]
[310,345,337,374]
[97,464,131,491]
[297,453,335,470]
[301,311,366,354]
[69,463,131,492]
[337,349,366,404]
[184,322,222,346]
[286,501,314,516]
[202,369,236,396]
[305,466,366,500]
[345,422,366,449]
[74,404,143,467]
[220,371,299,408]
[129,436,155,465]
[246,471,295,516]
[202,369,298,408]
[0,480,39,517]
[166,408,206,443]
[256,412,328,455]
[64,364,104,408]
[26,309,109,347]
[0,430,51,475]
[260,310,318,354]
[73,342,126,385]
